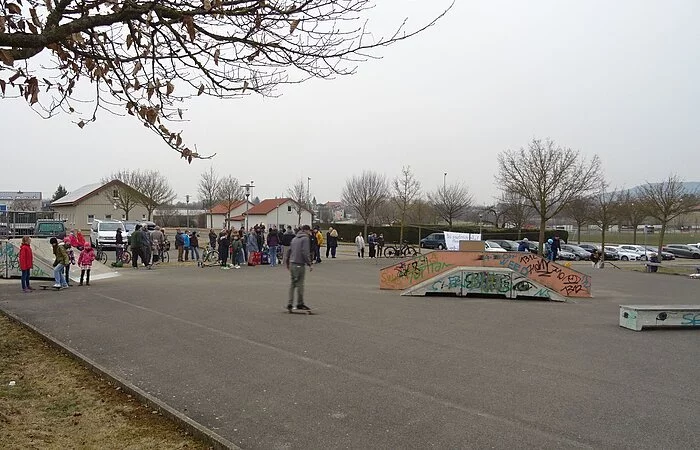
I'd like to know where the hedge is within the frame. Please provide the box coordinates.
[322,223,568,245]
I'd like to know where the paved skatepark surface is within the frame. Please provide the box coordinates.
[1,257,699,449]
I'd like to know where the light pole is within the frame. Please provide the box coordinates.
[478,213,483,240]
[307,177,312,226]
[443,172,447,192]
[185,195,190,228]
[242,181,254,230]
[643,223,648,259]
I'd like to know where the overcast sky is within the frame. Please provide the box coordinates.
[1,0,698,205]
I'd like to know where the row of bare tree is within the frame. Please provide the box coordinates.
[104,170,176,220]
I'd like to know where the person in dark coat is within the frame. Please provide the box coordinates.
[208,229,217,251]
[326,227,339,259]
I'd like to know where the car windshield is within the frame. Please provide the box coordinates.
[100,222,122,231]
[568,245,585,252]
[486,241,503,248]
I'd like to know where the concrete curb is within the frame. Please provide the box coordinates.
[0,308,240,450]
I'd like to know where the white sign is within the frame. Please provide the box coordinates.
[443,232,482,250]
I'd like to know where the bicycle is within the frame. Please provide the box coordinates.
[95,245,108,264]
[203,245,220,264]
[383,241,419,258]
[116,244,132,264]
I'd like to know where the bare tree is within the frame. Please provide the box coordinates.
[638,175,698,257]
[103,172,146,220]
[496,138,601,253]
[287,178,309,226]
[407,198,438,225]
[342,171,389,238]
[198,167,221,228]
[155,204,179,228]
[483,204,507,228]
[428,182,473,230]
[217,175,244,229]
[10,198,35,211]
[563,197,594,244]
[132,170,177,220]
[392,166,421,243]
[499,190,533,239]
[0,1,451,160]
[374,201,399,226]
[617,190,649,244]
[588,181,619,266]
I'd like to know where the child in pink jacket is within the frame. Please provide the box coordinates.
[78,242,96,286]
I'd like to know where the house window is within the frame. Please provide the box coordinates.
[287,205,292,212]
[142,214,146,220]
[87,214,95,224]
[105,214,112,219]
[112,189,119,199]
[121,214,126,220]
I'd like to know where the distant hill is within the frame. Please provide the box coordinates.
[626,181,700,196]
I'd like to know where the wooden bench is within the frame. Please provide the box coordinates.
[619,305,700,331]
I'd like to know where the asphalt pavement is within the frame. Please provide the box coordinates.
[1,255,699,449]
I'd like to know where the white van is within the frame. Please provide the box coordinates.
[90,219,126,248]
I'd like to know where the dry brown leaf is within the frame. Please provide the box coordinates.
[182,16,195,42]
[77,120,85,128]
[30,8,40,27]
[242,80,249,92]
[28,78,39,104]
[177,109,183,119]
[289,19,300,34]
[213,49,220,66]
[7,3,21,15]
[166,82,174,96]
[126,35,133,50]
[197,84,204,96]
[131,61,142,76]
[0,49,14,66]
[203,0,211,10]
[176,134,182,146]
[147,84,154,100]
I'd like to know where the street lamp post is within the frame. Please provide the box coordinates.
[443,172,447,192]
[242,181,255,230]
[478,213,483,240]
[185,195,190,228]
[307,177,313,226]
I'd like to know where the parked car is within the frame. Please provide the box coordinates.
[556,249,577,261]
[578,243,599,254]
[32,219,67,238]
[485,241,507,252]
[663,244,700,259]
[420,232,446,250]
[90,219,126,248]
[615,244,653,261]
[643,245,675,260]
[604,246,639,261]
[559,244,591,260]
[581,244,619,260]
[489,239,520,251]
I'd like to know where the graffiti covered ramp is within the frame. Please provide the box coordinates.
[401,266,565,301]
[1,239,120,282]
[380,251,591,299]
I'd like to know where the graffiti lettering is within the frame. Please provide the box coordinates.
[681,314,700,326]
[393,253,452,284]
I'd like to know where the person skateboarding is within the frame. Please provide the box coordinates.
[286,225,313,312]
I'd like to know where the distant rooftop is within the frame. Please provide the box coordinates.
[51,182,104,206]
[0,191,42,200]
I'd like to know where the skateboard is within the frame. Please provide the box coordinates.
[39,285,63,290]
[288,308,314,315]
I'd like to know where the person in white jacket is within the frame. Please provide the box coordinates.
[355,232,365,258]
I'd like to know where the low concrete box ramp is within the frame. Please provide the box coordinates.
[380,251,591,299]
[0,238,120,282]
[401,266,565,301]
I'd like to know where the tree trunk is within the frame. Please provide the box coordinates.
[209,211,213,229]
[577,223,582,244]
[632,227,637,245]
[657,222,667,259]
[448,218,452,231]
[363,221,368,241]
[538,217,546,255]
[600,227,606,268]
[399,212,405,244]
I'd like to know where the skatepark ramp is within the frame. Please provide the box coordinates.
[400,266,565,301]
[380,251,591,300]
[1,238,120,282]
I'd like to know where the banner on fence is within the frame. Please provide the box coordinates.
[443,232,481,250]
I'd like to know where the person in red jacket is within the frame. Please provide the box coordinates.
[78,242,96,286]
[19,236,34,292]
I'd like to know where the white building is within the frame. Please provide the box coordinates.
[230,198,312,230]
[205,200,254,230]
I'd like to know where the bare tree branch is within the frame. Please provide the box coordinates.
[217,174,244,229]
[0,0,453,160]
[427,182,472,230]
[198,166,221,228]
[496,138,601,252]
[392,165,420,242]
[342,170,389,238]
[286,177,308,226]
